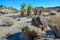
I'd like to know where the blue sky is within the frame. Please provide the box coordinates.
[0,0,60,10]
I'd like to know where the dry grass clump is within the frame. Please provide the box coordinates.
[46,15,60,26]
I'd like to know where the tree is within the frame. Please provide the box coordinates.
[27,4,32,16]
[20,3,26,16]
[39,6,44,15]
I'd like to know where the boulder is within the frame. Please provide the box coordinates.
[48,23,60,37]
[2,17,14,26]
[49,10,57,15]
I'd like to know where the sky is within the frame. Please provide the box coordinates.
[0,0,60,10]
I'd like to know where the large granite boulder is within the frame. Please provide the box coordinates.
[48,23,60,37]
[49,10,57,15]
[2,17,14,26]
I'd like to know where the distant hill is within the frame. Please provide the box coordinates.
[33,6,60,13]
[46,6,60,12]
[0,5,19,14]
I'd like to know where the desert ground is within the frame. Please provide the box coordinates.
[0,12,60,40]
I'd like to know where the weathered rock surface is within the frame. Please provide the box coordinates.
[2,17,14,26]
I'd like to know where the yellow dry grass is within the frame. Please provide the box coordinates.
[46,15,60,26]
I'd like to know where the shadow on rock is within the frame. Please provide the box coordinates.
[6,32,21,40]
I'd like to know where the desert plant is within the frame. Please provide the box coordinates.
[20,3,26,16]
[39,7,44,15]
[27,4,32,16]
